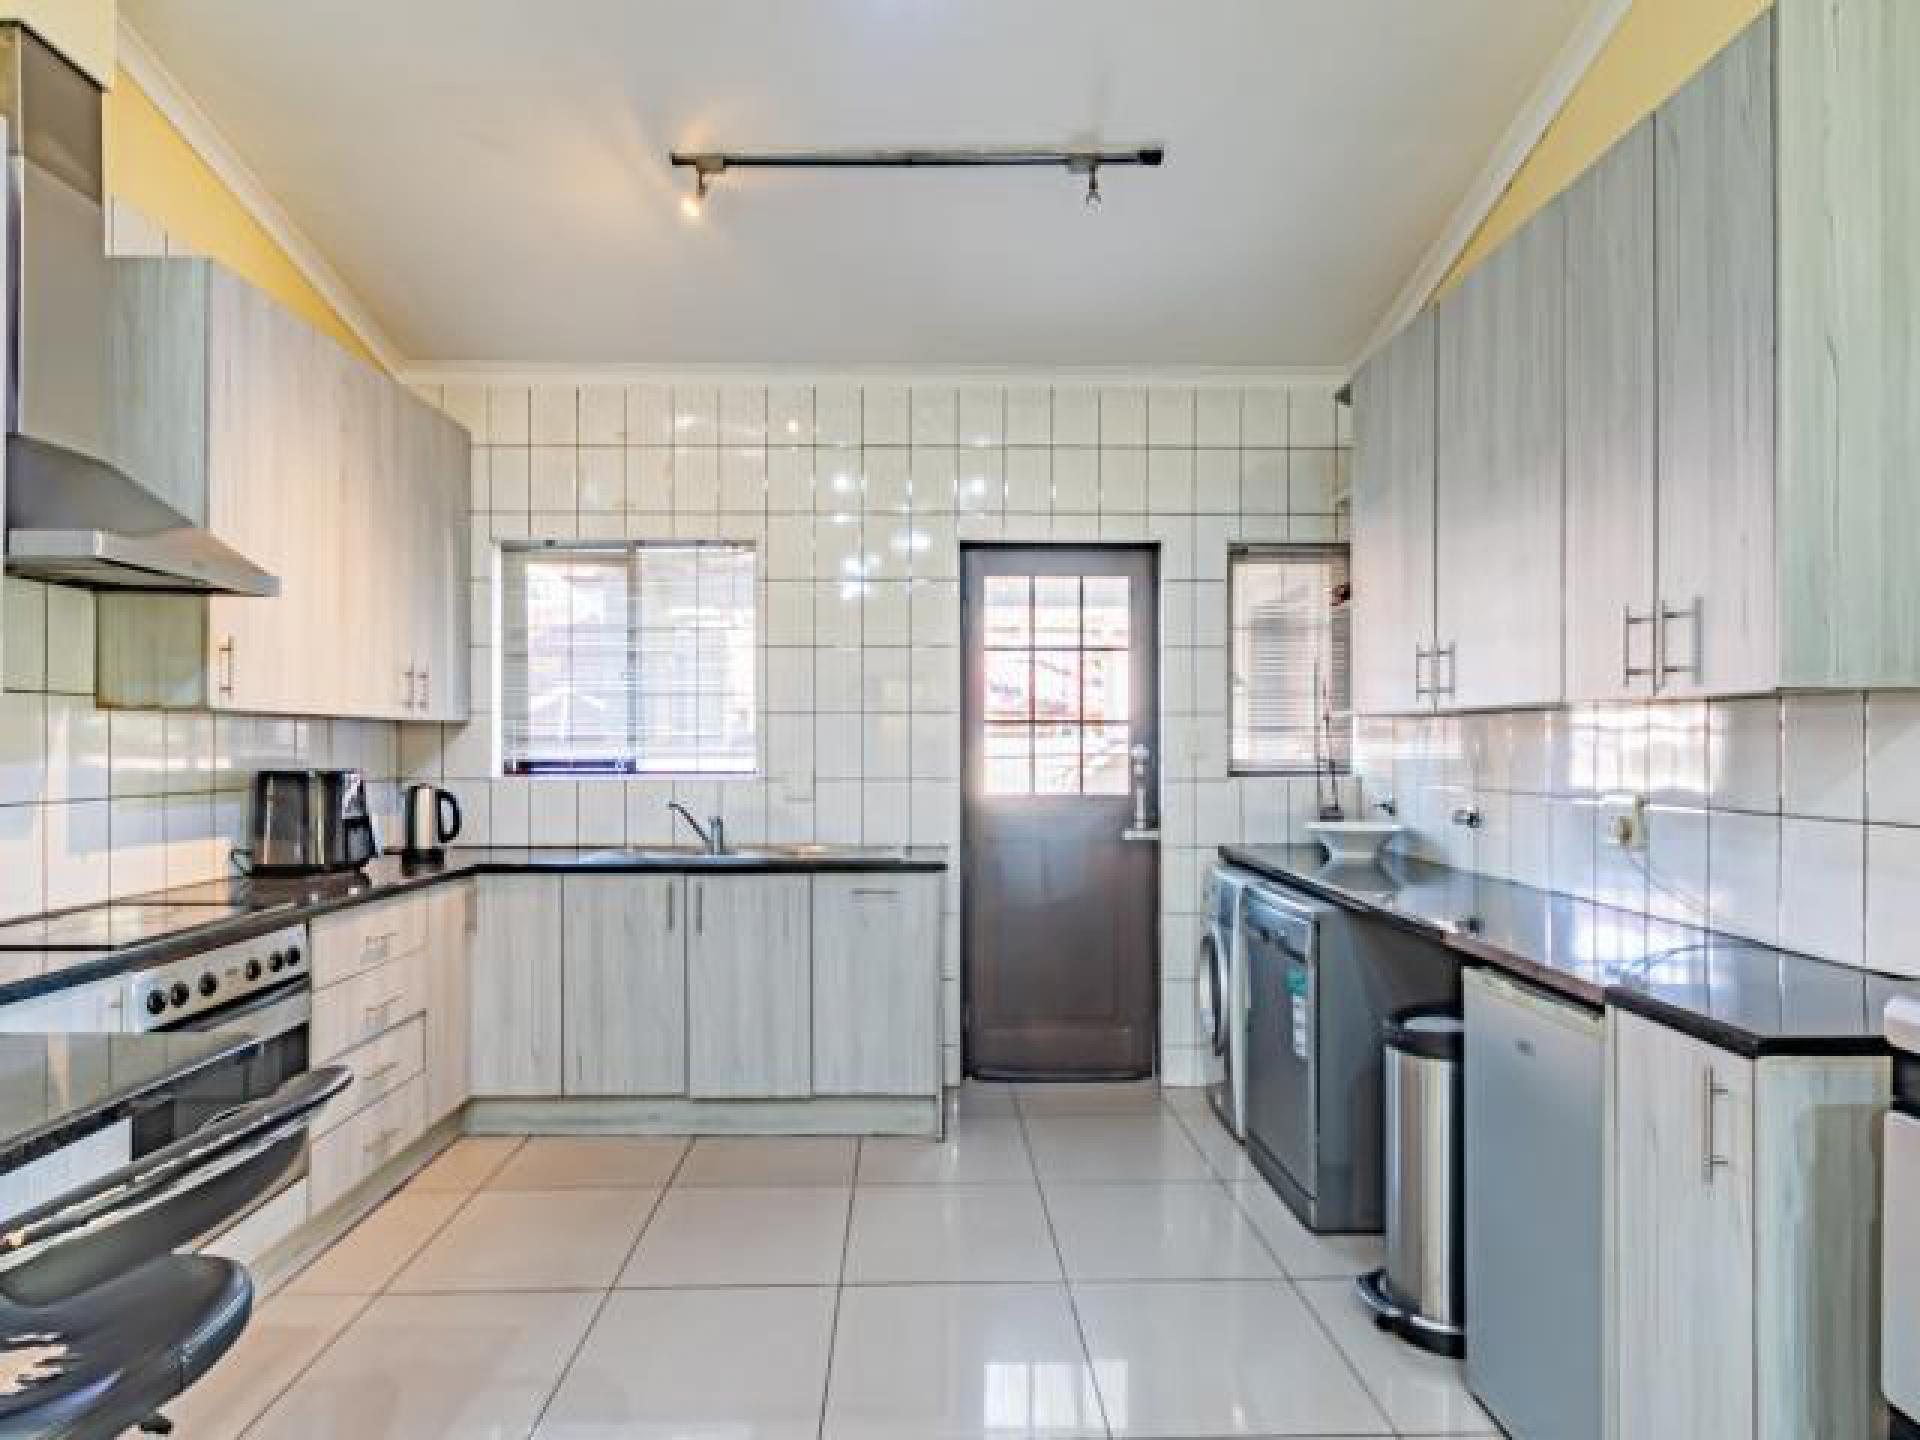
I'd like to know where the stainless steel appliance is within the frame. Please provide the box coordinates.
[1241,880,1458,1232]
[240,770,379,877]
[1358,1007,1465,1356]
[0,25,275,596]
[1463,967,1604,1436]
[1196,863,1262,1140]
[124,923,311,1243]
[401,784,462,863]
[1886,997,1920,1437]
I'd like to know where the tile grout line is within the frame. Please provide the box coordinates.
[813,1136,862,1440]
[520,1135,691,1439]
[1014,1085,1117,1440]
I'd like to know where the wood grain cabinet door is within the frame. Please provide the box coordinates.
[468,876,562,1096]
[686,875,811,1098]
[811,874,940,1097]
[561,876,687,1096]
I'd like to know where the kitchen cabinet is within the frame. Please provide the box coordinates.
[1434,194,1565,710]
[561,875,687,1096]
[469,875,562,1097]
[1348,307,1437,714]
[0,977,129,1032]
[95,258,469,721]
[423,880,474,1123]
[1654,16,1777,698]
[811,873,940,1096]
[686,875,811,1099]
[1563,119,1657,703]
[1610,1009,1886,1438]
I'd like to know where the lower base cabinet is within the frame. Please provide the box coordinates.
[812,874,941,1096]
[424,880,474,1121]
[469,876,562,1096]
[686,875,812,1099]
[1610,1009,1887,1438]
[562,875,687,1096]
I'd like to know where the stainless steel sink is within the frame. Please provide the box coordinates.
[570,844,905,867]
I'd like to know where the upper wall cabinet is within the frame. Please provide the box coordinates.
[1349,307,1438,714]
[1435,196,1565,710]
[1356,0,1920,711]
[95,260,470,720]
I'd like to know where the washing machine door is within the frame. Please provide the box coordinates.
[1198,931,1228,1055]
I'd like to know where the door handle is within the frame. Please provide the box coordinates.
[1701,1065,1731,1183]
[217,638,236,699]
[1621,605,1655,688]
[1435,642,1456,702]
[1658,597,1702,686]
[1120,827,1161,842]
[1413,644,1431,701]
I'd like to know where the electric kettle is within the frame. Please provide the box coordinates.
[400,784,462,863]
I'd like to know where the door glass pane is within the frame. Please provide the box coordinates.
[1034,725,1081,795]
[1083,651,1129,723]
[984,651,1031,720]
[983,575,1030,648]
[984,724,1031,795]
[1083,576,1129,647]
[1033,651,1081,721]
[1084,724,1131,795]
[1033,576,1080,647]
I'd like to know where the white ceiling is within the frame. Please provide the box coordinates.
[122,0,1591,370]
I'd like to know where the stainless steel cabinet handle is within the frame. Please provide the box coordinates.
[1701,1065,1731,1183]
[218,638,236,699]
[666,883,676,931]
[694,883,703,935]
[1658,597,1702,685]
[1413,645,1431,701]
[419,666,431,711]
[1435,642,1456,701]
[402,667,417,709]
[851,888,899,899]
[1621,605,1655,688]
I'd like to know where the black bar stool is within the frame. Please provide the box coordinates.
[0,1065,350,1440]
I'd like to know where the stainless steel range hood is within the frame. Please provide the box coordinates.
[0,24,277,597]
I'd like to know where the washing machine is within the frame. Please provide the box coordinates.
[1196,862,1262,1140]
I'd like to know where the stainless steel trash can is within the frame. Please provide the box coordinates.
[1356,1006,1464,1356]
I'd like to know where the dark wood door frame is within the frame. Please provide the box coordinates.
[960,543,1160,1081]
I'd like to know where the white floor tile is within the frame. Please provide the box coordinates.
[1169,1105,1261,1182]
[1024,1114,1213,1182]
[165,1293,368,1440]
[946,1081,1020,1120]
[619,1184,849,1286]
[287,1189,468,1295]
[488,1135,689,1189]
[1298,1278,1499,1435]
[1072,1280,1389,1436]
[1230,1179,1384,1279]
[532,1287,835,1439]
[1013,1080,1165,1116]
[676,1134,857,1186]
[406,1135,524,1191]
[248,1291,599,1440]
[825,1283,1104,1439]
[392,1188,658,1291]
[1045,1182,1279,1280]
[844,1184,1060,1283]
[858,1118,1035,1185]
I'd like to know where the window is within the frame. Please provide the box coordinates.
[1229,546,1350,775]
[499,542,756,775]
[981,573,1132,796]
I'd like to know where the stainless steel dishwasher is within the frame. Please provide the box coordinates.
[1463,966,1605,1440]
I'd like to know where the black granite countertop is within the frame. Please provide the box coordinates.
[0,1029,263,1172]
[1222,844,1920,1059]
[0,846,949,1008]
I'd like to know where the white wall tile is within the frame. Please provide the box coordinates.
[530,386,578,444]
[1867,824,1920,977]
[1146,387,1194,446]
[1052,449,1098,512]
[486,386,530,444]
[1781,694,1864,820]
[0,695,46,806]
[1194,389,1240,447]
[1241,388,1286,446]
[1867,693,1920,825]
[1778,817,1864,966]
[1707,698,1780,812]
[672,386,718,444]
[910,387,957,445]
[0,805,44,920]
[1644,805,1709,925]
[44,588,94,695]
[1005,387,1050,445]
[1707,809,1780,944]
[719,385,767,443]
[3,579,46,691]
[47,696,109,802]
[814,386,860,447]
[862,385,910,445]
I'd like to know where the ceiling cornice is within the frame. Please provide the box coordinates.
[115,16,407,372]
[400,362,1355,390]
[1352,0,1632,373]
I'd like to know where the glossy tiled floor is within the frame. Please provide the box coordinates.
[169,1084,1502,1438]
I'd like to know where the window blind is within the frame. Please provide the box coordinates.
[499,542,756,775]
[1229,545,1351,775]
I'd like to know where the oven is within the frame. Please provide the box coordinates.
[125,923,312,1240]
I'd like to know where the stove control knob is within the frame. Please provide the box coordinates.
[144,991,167,1016]
[268,951,285,973]
[285,945,303,969]
[198,973,218,998]
[244,958,263,981]
[169,982,190,1007]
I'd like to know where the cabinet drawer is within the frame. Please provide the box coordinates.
[313,1015,426,1139]
[307,1073,426,1215]
[311,896,428,988]
[311,954,426,1063]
